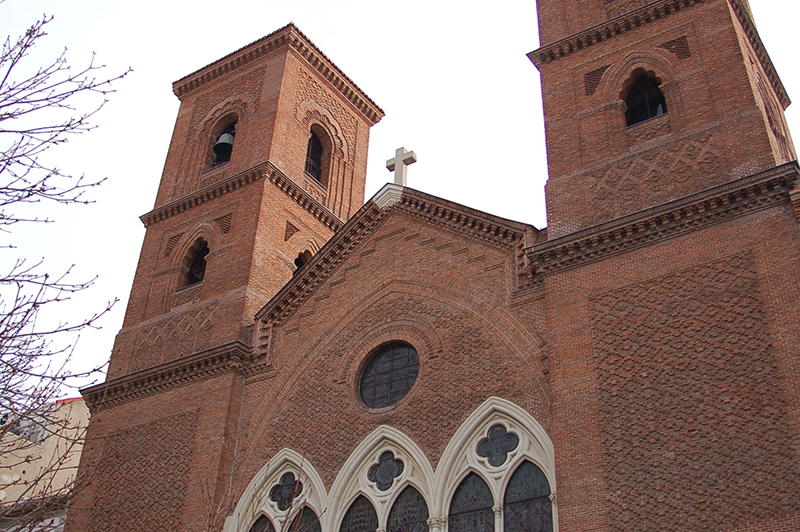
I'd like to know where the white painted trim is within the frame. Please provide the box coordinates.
[372,184,404,208]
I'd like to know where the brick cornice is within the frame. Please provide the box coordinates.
[140,161,343,232]
[255,186,537,327]
[727,0,790,108]
[81,342,273,411]
[172,24,384,125]
[524,162,800,275]
[528,0,705,67]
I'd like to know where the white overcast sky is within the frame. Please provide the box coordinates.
[3,0,799,386]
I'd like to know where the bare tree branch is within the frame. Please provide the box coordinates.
[0,11,128,531]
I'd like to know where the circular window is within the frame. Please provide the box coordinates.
[359,343,419,409]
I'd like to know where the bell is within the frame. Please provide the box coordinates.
[213,133,234,160]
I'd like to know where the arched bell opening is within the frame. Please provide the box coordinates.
[293,250,313,274]
[304,124,333,187]
[210,114,238,167]
[621,69,668,127]
[181,238,210,287]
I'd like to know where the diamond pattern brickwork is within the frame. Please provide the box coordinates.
[589,252,800,531]
[88,411,198,532]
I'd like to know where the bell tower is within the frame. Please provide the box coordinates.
[529,0,796,238]
[107,24,384,378]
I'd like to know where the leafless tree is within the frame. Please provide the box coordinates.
[0,11,129,531]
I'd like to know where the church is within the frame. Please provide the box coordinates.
[67,0,800,530]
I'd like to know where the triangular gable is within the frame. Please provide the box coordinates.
[254,184,540,331]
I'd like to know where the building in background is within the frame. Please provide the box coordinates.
[1,398,89,532]
[68,0,800,531]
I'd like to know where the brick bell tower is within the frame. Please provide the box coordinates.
[107,24,383,379]
[68,25,382,531]
[529,0,796,238]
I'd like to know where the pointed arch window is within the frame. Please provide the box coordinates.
[305,132,324,181]
[448,473,494,532]
[289,507,321,532]
[249,515,275,532]
[339,495,378,532]
[503,461,553,532]
[185,242,209,286]
[388,486,429,532]
[625,75,667,126]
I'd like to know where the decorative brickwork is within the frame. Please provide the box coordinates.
[165,233,184,257]
[588,132,720,222]
[295,70,357,160]
[214,213,233,234]
[284,221,299,242]
[132,301,218,371]
[590,253,800,531]
[190,67,265,134]
[88,412,198,532]
[584,65,610,96]
[657,35,690,59]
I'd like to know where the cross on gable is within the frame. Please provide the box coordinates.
[386,147,417,186]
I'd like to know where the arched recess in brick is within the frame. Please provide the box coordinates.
[601,50,680,131]
[162,221,222,311]
[223,448,327,532]
[327,425,436,531]
[239,278,551,491]
[185,93,257,193]
[296,100,349,213]
[433,396,556,527]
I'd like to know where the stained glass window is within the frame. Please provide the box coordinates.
[269,472,303,511]
[339,495,378,532]
[503,461,552,532]
[249,515,275,532]
[448,473,494,532]
[359,343,419,409]
[476,424,519,467]
[388,486,429,532]
[289,507,321,532]
[368,451,404,491]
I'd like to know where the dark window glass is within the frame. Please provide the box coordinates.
[249,515,275,532]
[186,242,209,286]
[305,132,323,181]
[476,424,519,467]
[339,495,378,532]
[503,461,553,532]
[625,75,667,126]
[289,507,321,532]
[359,343,419,408]
[269,472,303,511]
[388,486,429,532]
[448,473,494,532]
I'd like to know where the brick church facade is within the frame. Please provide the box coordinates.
[68,0,800,531]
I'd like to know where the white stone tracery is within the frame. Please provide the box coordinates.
[224,397,557,532]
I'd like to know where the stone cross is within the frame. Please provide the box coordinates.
[386,147,417,186]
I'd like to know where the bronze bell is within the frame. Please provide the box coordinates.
[213,132,234,160]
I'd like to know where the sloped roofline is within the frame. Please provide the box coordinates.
[254,184,538,326]
[172,23,385,124]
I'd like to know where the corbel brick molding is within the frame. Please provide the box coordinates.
[140,161,343,232]
[172,24,384,125]
[524,161,799,275]
[528,0,705,67]
[82,341,272,411]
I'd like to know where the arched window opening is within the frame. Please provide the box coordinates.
[249,515,275,532]
[388,486,429,532]
[339,495,378,532]
[185,242,209,286]
[624,75,667,126]
[213,120,237,165]
[448,473,494,532]
[288,507,321,532]
[293,250,313,274]
[503,461,553,532]
[305,131,324,181]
